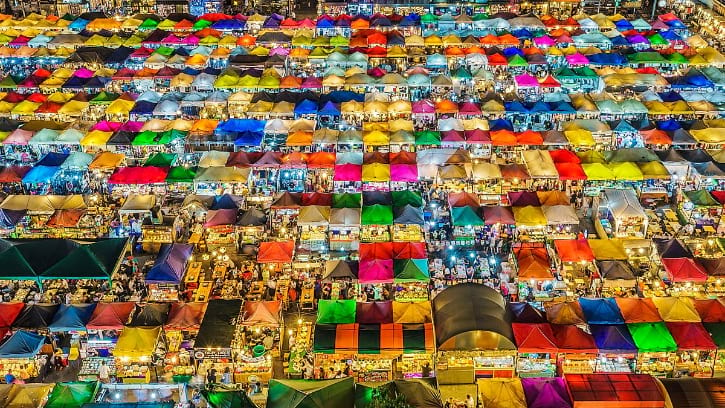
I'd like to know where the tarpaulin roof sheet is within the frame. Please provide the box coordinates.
[115,326,161,359]
[48,303,96,331]
[0,330,44,358]
[146,243,193,284]
[521,378,572,408]
[86,302,135,330]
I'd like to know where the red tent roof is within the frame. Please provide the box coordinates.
[693,299,725,323]
[242,301,282,326]
[86,302,136,330]
[359,242,393,260]
[392,242,427,259]
[0,166,31,183]
[566,374,664,407]
[551,324,598,352]
[554,239,595,263]
[448,191,480,208]
[515,247,553,281]
[257,241,295,263]
[513,323,558,353]
[549,149,581,164]
[301,192,332,206]
[666,322,717,350]
[0,303,24,328]
[555,163,587,181]
[164,302,207,331]
[662,257,708,282]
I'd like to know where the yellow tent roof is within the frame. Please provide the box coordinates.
[361,163,391,181]
[0,101,15,113]
[513,206,547,227]
[170,73,195,87]
[609,161,644,181]
[564,129,596,146]
[89,151,124,169]
[587,238,628,260]
[5,384,54,408]
[80,130,113,146]
[478,378,526,408]
[106,99,135,115]
[691,128,725,144]
[392,301,432,324]
[651,297,700,322]
[58,100,89,115]
[121,18,143,29]
[362,130,390,146]
[115,326,161,360]
[10,100,40,115]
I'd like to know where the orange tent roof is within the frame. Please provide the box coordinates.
[480,34,499,45]
[554,239,595,263]
[445,46,465,56]
[174,20,194,30]
[491,129,517,145]
[515,247,553,280]
[289,48,309,58]
[498,34,520,45]
[286,131,313,146]
[615,298,662,323]
[237,34,256,46]
[351,18,370,29]
[257,241,295,263]
[464,46,484,55]
[435,99,458,113]
[195,27,222,38]
[307,152,336,168]
[280,75,302,88]
[517,130,543,145]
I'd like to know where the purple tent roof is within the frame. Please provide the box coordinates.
[146,243,193,284]
[507,191,540,207]
[522,378,572,408]
[119,121,144,132]
[589,324,637,351]
[203,208,238,227]
[627,34,650,44]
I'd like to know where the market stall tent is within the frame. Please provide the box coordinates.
[242,301,282,327]
[0,330,45,358]
[267,377,354,408]
[145,243,193,284]
[432,283,514,350]
[164,302,207,331]
[477,378,527,408]
[86,302,135,330]
[194,299,242,350]
[114,326,162,359]
[3,384,54,408]
[44,382,99,408]
[48,303,96,332]
[566,374,665,408]
[257,241,295,263]
[201,389,258,408]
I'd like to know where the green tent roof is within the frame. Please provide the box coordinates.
[332,193,362,209]
[573,67,598,77]
[153,46,175,57]
[193,19,212,30]
[267,377,354,408]
[452,67,472,80]
[139,18,159,30]
[361,204,394,225]
[685,189,720,207]
[144,152,177,167]
[627,52,668,64]
[666,52,689,64]
[0,246,37,281]
[414,130,441,146]
[421,13,438,23]
[391,191,423,208]
[507,54,529,67]
[704,323,725,348]
[451,206,484,226]
[40,246,110,280]
[132,131,162,146]
[166,166,197,183]
[88,239,128,274]
[647,33,669,46]
[393,259,430,282]
[0,75,19,89]
[627,322,677,352]
[317,300,356,324]
[90,91,119,104]
[202,389,258,408]
[472,13,489,21]
[45,382,97,408]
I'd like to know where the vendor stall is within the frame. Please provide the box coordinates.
[0,331,47,382]
[193,299,243,384]
[145,243,193,302]
[237,301,282,383]
[113,326,164,383]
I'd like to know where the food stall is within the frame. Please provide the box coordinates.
[512,323,558,377]
[113,326,164,383]
[598,189,648,238]
[628,322,677,378]
[329,207,361,252]
[236,301,282,383]
[193,299,243,384]
[0,331,47,381]
[667,322,717,377]
[588,325,638,373]
[162,302,207,382]
[81,302,136,379]
[433,284,517,380]
[552,324,599,375]
[297,205,330,252]
[145,244,193,302]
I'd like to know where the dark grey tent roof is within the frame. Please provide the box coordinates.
[12,304,59,329]
[237,208,266,227]
[596,260,637,280]
[195,299,242,349]
[660,378,724,408]
[127,303,171,327]
[432,283,514,350]
[393,205,424,225]
[323,260,358,281]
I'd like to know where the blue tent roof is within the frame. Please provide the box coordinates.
[0,331,45,358]
[37,152,69,167]
[130,101,157,115]
[318,101,341,116]
[219,118,266,133]
[552,102,576,113]
[316,19,334,28]
[660,30,682,41]
[511,28,532,38]
[211,194,241,210]
[400,15,419,27]
[211,19,245,30]
[659,90,684,102]
[22,165,60,184]
[671,70,715,89]
[294,99,318,115]
[489,118,514,131]
[68,18,89,30]
[503,47,524,57]
[610,36,630,47]
[589,324,638,351]
[614,20,634,30]
[579,298,624,324]
[234,132,264,146]
[657,119,682,131]
[324,91,364,104]
[505,101,527,113]
[665,19,686,28]
[48,304,96,332]
[588,53,627,65]
[146,243,193,284]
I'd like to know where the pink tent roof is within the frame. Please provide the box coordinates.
[108,166,169,184]
[300,77,322,89]
[73,68,95,79]
[180,35,200,45]
[3,129,33,145]
[465,129,491,144]
[162,34,184,44]
[459,102,482,115]
[515,74,539,87]
[270,47,290,56]
[359,259,393,283]
[412,99,435,114]
[533,36,555,46]
[91,121,122,132]
[333,163,362,181]
[120,121,144,132]
[566,53,589,65]
[390,164,418,182]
